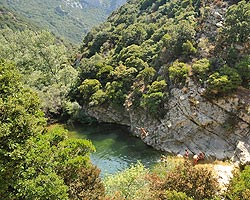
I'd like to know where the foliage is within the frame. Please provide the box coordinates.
[73,0,250,119]
[0,28,78,117]
[165,190,194,200]
[0,0,126,43]
[104,162,152,200]
[169,60,190,84]
[225,165,250,200]
[0,6,39,31]
[0,62,104,199]
[223,0,250,44]
[141,80,167,114]
[161,161,219,199]
[235,56,250,87]
[207,66,242,95]
[192,58,210,81]
[78,79,102,102]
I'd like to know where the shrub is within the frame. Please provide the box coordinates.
[225,165,250,200]
[141,80,167,114]
[235,56,250,88]
[207,66,242,95]
[162,161,219,199]
[104,162,151,200]
[78,79,101,102]
[89,89,107,106]
[182,40,197,56]
[192,58,210,81]
[169,60,190,84]
[165,190,194,200]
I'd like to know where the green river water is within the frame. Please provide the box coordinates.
[68,123,162,177]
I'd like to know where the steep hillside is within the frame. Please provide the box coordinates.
[0,5,79,118]
[73,0,250,162]
[0,5,39,31]
[0,0,126,43]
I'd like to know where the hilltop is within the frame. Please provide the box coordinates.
[0,0,126,43]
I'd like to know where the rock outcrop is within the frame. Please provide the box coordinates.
[86,80,250,164]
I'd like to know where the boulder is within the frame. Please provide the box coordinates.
[232,141,250,166]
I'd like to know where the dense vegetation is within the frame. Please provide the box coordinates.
[0,16,79,119]
[73,0,250,118]
[0,0,126,43]
[1,0,250,199]
[0,60,105,199]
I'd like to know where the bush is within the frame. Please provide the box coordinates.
[104,162,151,200]
[207,66,242,95]
[192,58,210,81]
[169,60,190,84]
[225,165,250,200]
[78,79,101,102]
[235,56,250,88]
[165,190,193,200]
[141,80,167,114]
[162,161,219,199]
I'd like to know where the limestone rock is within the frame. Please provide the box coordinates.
[232,141,250,166]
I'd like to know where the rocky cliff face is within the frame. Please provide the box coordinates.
[76,0,250,165]
[86,79,250,163]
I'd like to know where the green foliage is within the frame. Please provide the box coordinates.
[225,165,250,200]
[207,66,242,95]
[1,0,126,43]
[0,63,104,198]
[78,79,102,102]
[141,80,167,114]
[0,6,39,31]
[182,40,197,56]
[162,161,219,199]
[165,190,194,200]
[192,58,210,81]
[104,162,151,200]
[235,56,250,87]
[74,0,250,119]
[105,81,126,105]
[223,1,250,44]
[0,28,78,117]
[137,67,156,84]
[169,60,190,84]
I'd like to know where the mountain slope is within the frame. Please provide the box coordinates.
[73,0,250,161]
[0,0,126,43]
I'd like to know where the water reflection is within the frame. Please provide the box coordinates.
[68,123,162,176]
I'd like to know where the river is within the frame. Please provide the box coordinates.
[67,123,162,176]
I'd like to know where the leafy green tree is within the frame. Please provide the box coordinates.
[192,58,210,82]
[104,162,151,200]
[169,60,190,84]
[223,1,250,44]
[78,79,102,103]
[207,66,242,95]
[136,67,156,85]
[165,190,194,200]
[0,28,78,116]
[141,80,167,114]
[0,61,104,199]
[235,56,250,88]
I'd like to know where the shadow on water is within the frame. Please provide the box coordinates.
[67,123,162,177]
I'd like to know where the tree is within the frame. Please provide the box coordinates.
[207,66,242,95]
[78,79,102,103]
[169,60,190,84]
[0,61,105,199]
